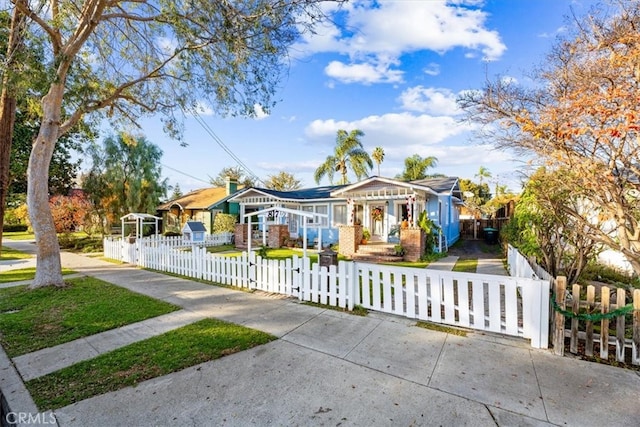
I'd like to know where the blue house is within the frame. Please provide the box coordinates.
[229,176,462,253]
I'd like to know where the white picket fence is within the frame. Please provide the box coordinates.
[104,239,551,348]
[103,233,234,264]
[507,244,554,282]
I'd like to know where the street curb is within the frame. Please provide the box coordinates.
[0,346,58,426]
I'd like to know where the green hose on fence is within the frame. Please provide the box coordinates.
[550,291,635,322]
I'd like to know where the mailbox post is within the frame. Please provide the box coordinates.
[319,247,338,269]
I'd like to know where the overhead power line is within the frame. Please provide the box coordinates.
[187,108,264,186]
[161,163,210,185]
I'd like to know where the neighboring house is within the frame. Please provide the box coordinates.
[229,176,462,252]
[157,178,240,234]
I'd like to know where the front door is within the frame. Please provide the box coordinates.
[370,204,385,240]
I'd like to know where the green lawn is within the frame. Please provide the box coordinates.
[0,276,180,357]
[26,318,276,410]
[452,258,478,273]
[0,267,75,284]
[1,246,33,260]
[214,247,349,264]
[2,231,35,241]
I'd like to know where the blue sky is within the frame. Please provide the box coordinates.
[136,0,596,194]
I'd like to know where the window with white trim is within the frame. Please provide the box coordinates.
[301,204,328,227]
[333,204,348,226]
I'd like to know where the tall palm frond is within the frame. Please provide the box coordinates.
[314,129,372,185]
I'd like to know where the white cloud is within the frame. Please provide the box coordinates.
[156,37,178,56]
[193,101,214,116]
[398,86,461,116]
[253,104,269,120]
[538,25,567,38]
[500,75,518,85]
[300,112,519,184]
[325,60,403,85]
[305,112,474,152]
[294,0,506,85]
[424,63,441,76]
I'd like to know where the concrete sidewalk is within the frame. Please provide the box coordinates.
[1,241,639,426]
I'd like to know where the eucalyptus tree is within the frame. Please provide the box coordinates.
[9,111,88,196]
[314,129,373,185]
[2,0,344,288]
[396,154,438,182]
[371,146,384,176]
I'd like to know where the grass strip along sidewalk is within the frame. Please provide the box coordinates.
[0,272,277,411]
[0,276,179,357]
[26,318,276,410]
[0,267,75,284]
[1,245,34,260]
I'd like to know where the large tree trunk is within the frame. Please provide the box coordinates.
[0,89,16,258]
[0,8,25,258]
[27,86,65,289]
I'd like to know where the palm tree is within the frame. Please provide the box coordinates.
[372,146,385,176]
[475,166,492,186]
[396,154,438,181]
[314,129,373,185]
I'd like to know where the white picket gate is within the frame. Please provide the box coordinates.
[105,241,550,348]
[354,263,549,348]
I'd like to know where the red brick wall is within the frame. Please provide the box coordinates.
[234,224,248,248]
[268,224,289,248]
[401,227,424,262]
[338,225,362,258]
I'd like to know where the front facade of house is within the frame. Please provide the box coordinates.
[229,176,462,252]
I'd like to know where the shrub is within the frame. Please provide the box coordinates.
[5,203,29,228]
[49,195,91,233]
[2,224,28,232]
[213,213,237,233]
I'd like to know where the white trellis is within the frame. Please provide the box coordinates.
[120,213,161,240]
[243,206,327,258]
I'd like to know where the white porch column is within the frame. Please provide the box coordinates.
[411,197,417,227]
[302,222,308,258]
[247,221,251,253]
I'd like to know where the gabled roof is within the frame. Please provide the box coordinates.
[183,221,207,232]
[158,187,229,211]
[412,176,460,195]
[329,176,439,198]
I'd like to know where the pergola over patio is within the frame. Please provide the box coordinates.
[243,206,327,258]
